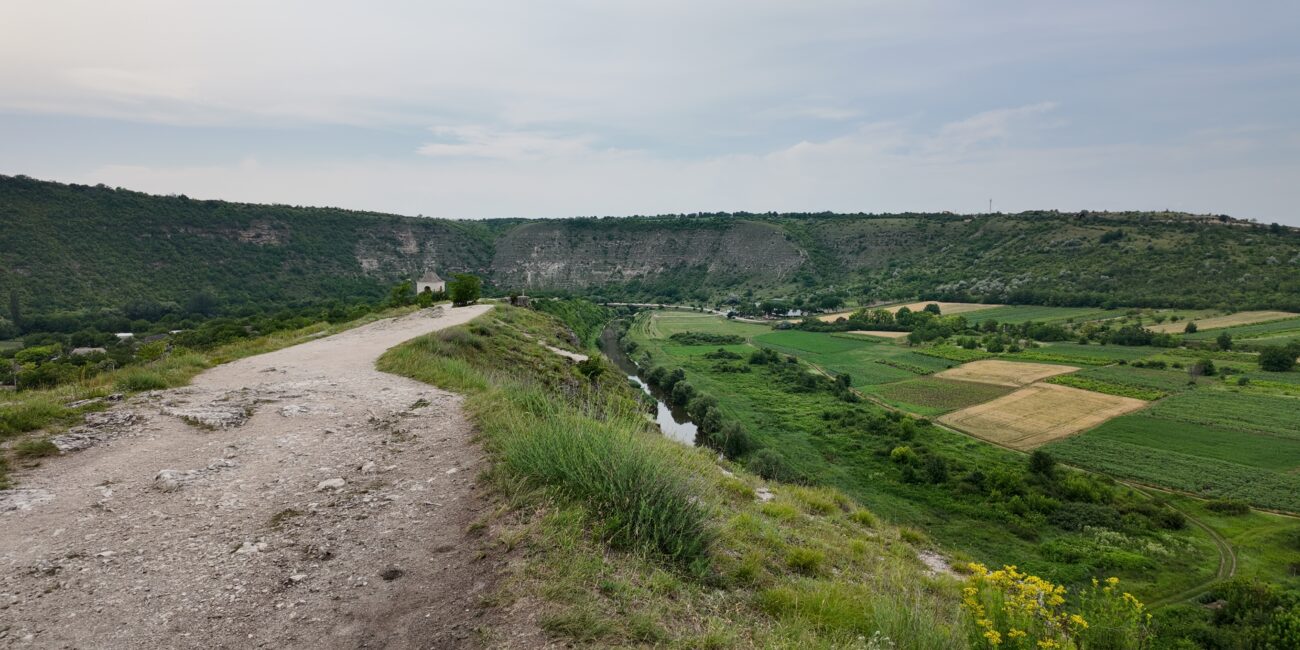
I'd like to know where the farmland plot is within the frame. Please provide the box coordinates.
[939,383,1147,449]
[865,377,1016,416]
[1147,310,1298,334]
[934,359,1078,387]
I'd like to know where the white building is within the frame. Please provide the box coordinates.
[416,270,445,294]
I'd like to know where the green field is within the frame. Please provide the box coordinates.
[864,377,1015,416]
[628,311,1222,601]
[1046,374,1167,401]
[1163,493,1300,593]
[1183,315,1300,340]
[962,305,1121,325]
[0,340,20,351]
[1046,429,1300,513]
[753,330,957,386]
[1045,386,1300,512]
[1071,365,1198,393]
[1144,389,1300,441]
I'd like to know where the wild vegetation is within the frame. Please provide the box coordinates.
[620,306,1300,647]
[378,305,974,647]
[7,175,1300,328]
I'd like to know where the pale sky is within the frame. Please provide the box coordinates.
[2,1,1299,223]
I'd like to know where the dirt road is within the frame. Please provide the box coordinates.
[0,305,501,648]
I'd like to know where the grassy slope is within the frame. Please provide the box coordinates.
[378,306,967,648]
[627,311,1218,603]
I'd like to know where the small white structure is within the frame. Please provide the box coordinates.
[416,270,445,294]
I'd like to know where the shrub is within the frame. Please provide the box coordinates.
[13,438,59,459]
[962,564,1149,649]
[889,445,917,464]
[114,368,170,392]
[1260,346,1297,372]
[1029,450,1056,476]
[785,547,825,575]
[1206,499,1251,516]
[486,389,713,571]
[749,448,796,483]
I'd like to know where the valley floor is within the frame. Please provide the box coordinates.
[0,305,504,648]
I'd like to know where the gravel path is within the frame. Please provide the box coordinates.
[0,305,501,648]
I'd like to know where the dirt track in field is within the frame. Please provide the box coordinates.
[0,305,514,649]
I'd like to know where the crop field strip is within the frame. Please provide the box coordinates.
[939,383,1148,449]
[1147,310,1299,334]
[1142,390,1300,441]
[844,330,910,339]
[863,377,1017,416]
[960,305,1121,325]
[933,358,1079,387]
[1046,432,1300,513]
[812,301,999,322]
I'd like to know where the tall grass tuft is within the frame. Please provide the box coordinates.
[475,386,713,572]
[113,368,171,392]
[0,398,71,438]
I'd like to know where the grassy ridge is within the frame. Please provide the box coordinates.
[378,305,968,647]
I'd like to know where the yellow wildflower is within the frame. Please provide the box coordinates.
[1069,614,1089,629]
[984,629,1003,645]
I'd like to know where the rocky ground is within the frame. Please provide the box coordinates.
[0,305,511,649]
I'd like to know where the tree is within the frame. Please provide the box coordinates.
[1259,346,1297,372]
[1184,321,1198,334]
[1216,331,1233,351]
[9,289,22,331]
[448,274,482,306]
[415,287,435,308]
[923,303,942,315]
[1029,450,1056,476]
[386,280,415,308]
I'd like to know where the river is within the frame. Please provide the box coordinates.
[597,327,698,445]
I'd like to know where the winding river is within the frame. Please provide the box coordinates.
[597,327,698,445]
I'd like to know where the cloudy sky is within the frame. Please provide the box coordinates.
[2,1,1298,223]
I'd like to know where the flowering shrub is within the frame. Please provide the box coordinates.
[962,564,1149,649]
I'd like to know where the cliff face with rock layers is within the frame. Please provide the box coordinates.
[490,219,805,290]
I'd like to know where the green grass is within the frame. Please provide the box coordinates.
[1045,416,1300,512]
[754,330,870,355]
[865,377,1015,416]
[1144,389,1300,441]
[1046,374,1167,401]
[1184,316,1300,341]
[963,306,1121,325]
[753,330,959,387]
[12,438,59,459]
[382,305,969,647]
[1163,493,1300,592]
[1072,365,1198,393]
[1025,342,1156,362]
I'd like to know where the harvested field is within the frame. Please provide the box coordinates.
[939,383,1147,449]
[934,359,1077,387]
[846,330,910,339]
[814,301,999,322]
[1147,310,1298,334]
